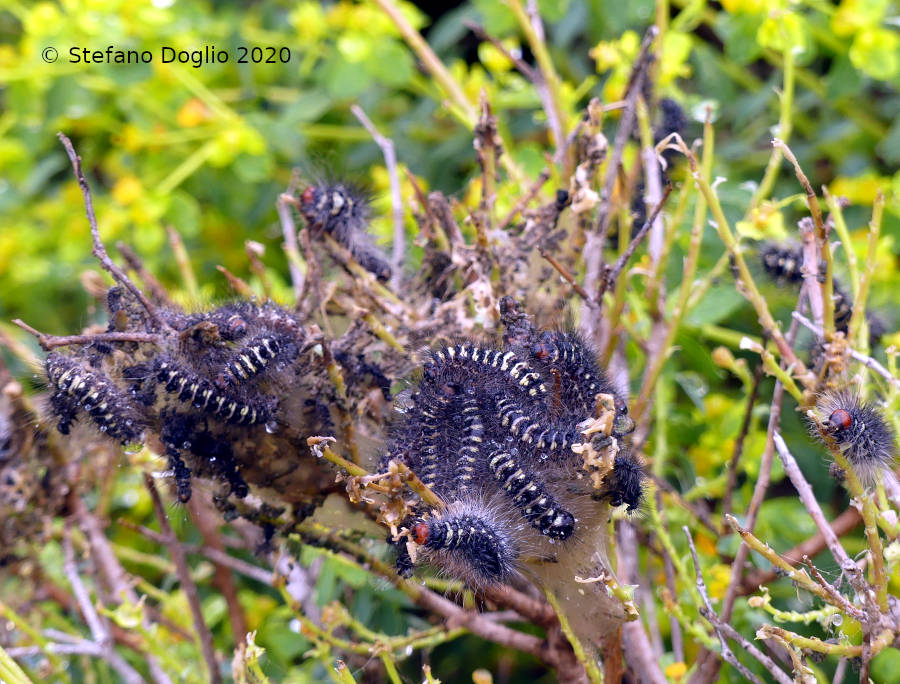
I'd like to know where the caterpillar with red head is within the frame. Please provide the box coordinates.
[409,503,520,585]
[810,391,896,484]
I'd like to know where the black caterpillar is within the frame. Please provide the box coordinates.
[759,243,883,343]
[598,452,646,513]
[219,335,289,388]
[811,391,896,484]
[298,182,392,281]
[488,449,575,539]
[155,356,274,426]
[45,353,143,444]
[385,307,645,584]
[411,508,518,584]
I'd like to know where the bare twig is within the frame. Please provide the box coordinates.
[277,192,306,305]
[167,226,199,301]
[684,527,768,684]
[62,529,144,684]
[12,320,162,351]
[597,184,673,299]
[538,247,593,302]
[498,168,550,231]
[792,312,900,389]
[740,507,862,593]
[188,497,248,644]
[57,133,172,332]
[116,242,175,307]
[722,362,764,525]
[591,26,658,250]
[351,104,405,291]
[70,499,173,684]
[772,433,869,596]
[121,520,274,586]
[144,475,222,684]
[618,523,667,684]
[216,265,254,298]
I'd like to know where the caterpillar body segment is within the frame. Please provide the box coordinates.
[494,395,579,456]
[426,343,548,398]
[812,392,896,483]
[155,356,273,426]
[298,182,392,281]
[488,449,575,540]
[45,353,143,444]
[597,452,646,512]
[412,508,519,584]
[220,334,294,388]
[455,395,485,495]
[529,330,623,423]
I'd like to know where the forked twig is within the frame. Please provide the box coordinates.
[57,133,173,333]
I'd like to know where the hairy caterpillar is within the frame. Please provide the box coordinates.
[411,505,519,584]
[811,392,896,483]
[598,452,646,513]
[384,314,646,585]
[495,394,579,456]
[45,353,143,444]
[426,344,548,398]
[759,242,884,343]
[488,449,575,539]
[529,330,624,424]
[455,396,484,495]
[298,182,392,281]
[155,356,274,426]
[219,334,292,388]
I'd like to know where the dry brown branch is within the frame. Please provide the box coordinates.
[618,522,667,684]
[12,320,163,350]
[71,498,174,684]
[145,475,222,684]
[215,265,254,297]
[62,527,145,684]
[684,527,769,684]
[57,133,173,333]
[538,246,593,302]
[276,191,306,306]
[722,362,764,525]
[597,184,673,299]
[792,312,900,389]
[188,497,248,644]
[121,520,274,585]
[589,25,658,252]
[498,168,550,230]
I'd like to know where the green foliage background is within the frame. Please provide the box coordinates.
[1,0,899,682]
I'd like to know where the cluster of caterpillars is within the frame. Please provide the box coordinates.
[759,242,885,345]
[383,302,645,584]
[43,290,352,512]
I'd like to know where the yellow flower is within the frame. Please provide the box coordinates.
[664,662,688,680]
[830,172,890,206]
[720,0,768,13]
[112,176,143,206]
[849,28,900,80]
[707,563,733,599]
[176,98,211,128]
